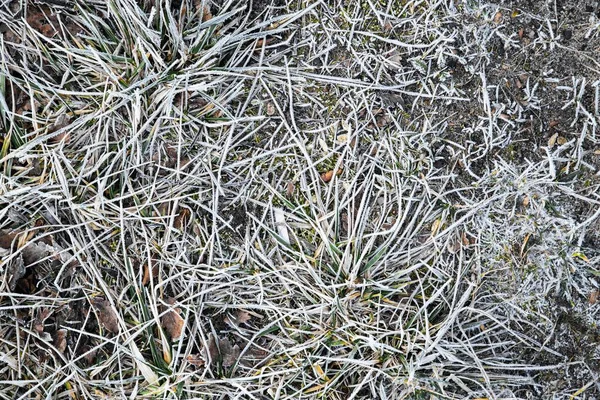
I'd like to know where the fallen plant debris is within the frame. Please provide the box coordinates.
[91,297,119,334]
[161,297,184,340]
[207,335,241,369]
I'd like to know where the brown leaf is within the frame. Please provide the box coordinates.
[33,308,52,334]
[49,131,70,144]
[186,354,205,367]
[53,329,67,354]
[5,254,26,292]
[493,11,502,24]
[81,345,98,365]
[21,242,55,268]
[321,169,342,182]
[461,232,470,246]
[202,6,212,22]
[286,181,295,197]
[589,290,599,305]
[515,77,523,89]
[207,336,240,367]
[142,262,158,286]
[174,208,191,230]
[48,114,72,144]
[224,309,252,327]
[0,230,19,249]
[92,297,119,334]
[161,298,184,340]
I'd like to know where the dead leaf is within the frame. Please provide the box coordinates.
[548,133,558,147]
[493,11,502,24]
[0,230,19,249]
[20,242,55,268]
[53,329,67,354]
[447,239,462,254]
[5,254,26,292]
[33,308,52,334]
[202,6,212,22]
[336,134,348,143]
[142,262,158,286]
[48,114,72,144]
[321,169,342,182]
[80,345,98,365]
[49,131,70,144]
[518,27,524,39]
[186,354,205,367]
[549,120,560,128]
[431,219,442,236]
[224,309,252,327]
[161,298,184,340]
[589,290,599,304]
[266,102,276,116]
[556,136,567,145]
[515,77,523,89]
[520,233,531,257]
[286,181,295,197]
[92,297,119,334]
[461,232,470,246]
[174,208,191,230]
[522,196,530,207]
[207,336,240,367]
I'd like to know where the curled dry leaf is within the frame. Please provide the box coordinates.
[336,134,348,143]
[53,329,67,354]
[493,11,502,24]
[142,262,158,286]
[589,290,599,305]
[224,309,252,327]
[286,181,295,197]
[186,354,205,367]
[208,336,240,367]
[447,239,462,254]
[0,229,19,250]
[4,253,26,292]
[33,308,52,334]
[202,6,212,22]
[461,232,470,246]
[321,169,342,183]
[174,207,191,230]
[161,298,184,340]
[92,297,119,334]
[430,219,442,236]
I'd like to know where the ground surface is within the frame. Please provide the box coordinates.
[1,0,599,399]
